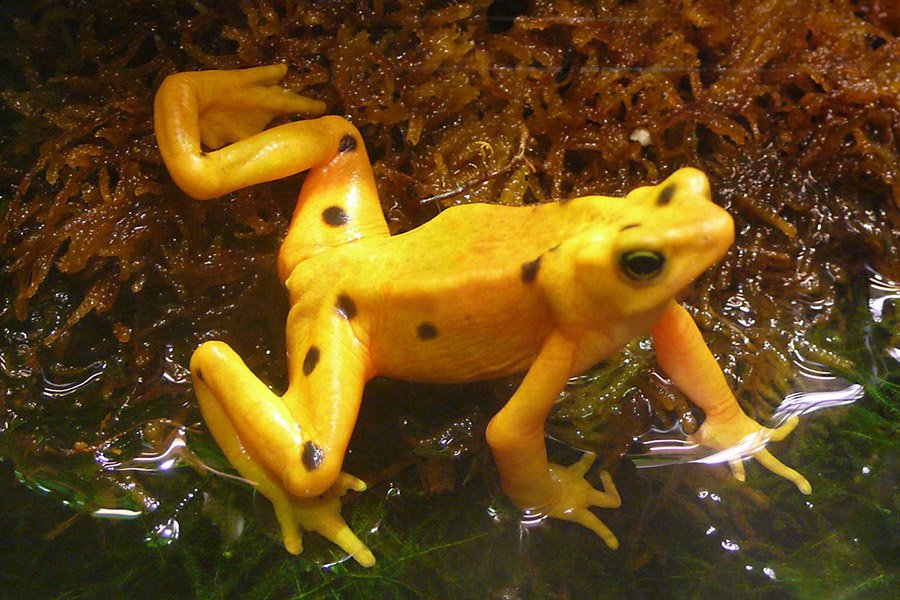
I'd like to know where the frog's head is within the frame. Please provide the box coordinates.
[574,168,734,318]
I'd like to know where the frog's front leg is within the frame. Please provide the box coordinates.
[486,332,622,549]
[651,302,811,494]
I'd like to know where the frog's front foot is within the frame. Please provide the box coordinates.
[692,413,811,494]
[271,472,375,567]
[544,452,622,549]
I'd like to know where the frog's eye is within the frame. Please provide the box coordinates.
[620,250,665,281]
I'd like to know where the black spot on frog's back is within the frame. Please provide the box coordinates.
[336,294,357,319]
[338,134,358,153]
[417,322,438,340]
[303,346,320,375]
[521,256,542,283]
[322,206,349,226]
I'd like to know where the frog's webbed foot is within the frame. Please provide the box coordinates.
[545,452,622,549]
[272,472,375,568]
[691,413,811,494]
[155,64,349,200]
[195,64,325,149]
[159,63,325,150]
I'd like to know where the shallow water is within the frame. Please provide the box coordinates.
[0,1,897,595]
[1,270,896,599]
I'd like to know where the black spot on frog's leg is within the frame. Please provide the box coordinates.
[521,256,542,283]
[302,440,325,471]
[303,346,320,376]
[620,223,640,232]
[194,368,204,383]
[657,183,676,206]
[417,322,438,340]
[338,134,358,153]
[336,294,357,319]
[322,205,349,227]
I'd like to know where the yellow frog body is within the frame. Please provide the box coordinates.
[154,65,810,567]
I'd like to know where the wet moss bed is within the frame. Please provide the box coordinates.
[0,1,897,598]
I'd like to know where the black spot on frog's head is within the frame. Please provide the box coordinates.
[619,223,640,232]
[194,368,204,383]
[303,346,320,376]
[417,322,438,340]
[338,134,358,153]
[657,183,676,206]
[302,441,325,471]
[322,205,349,227]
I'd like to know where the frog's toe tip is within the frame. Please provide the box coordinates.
[284,538,303,556]
[355,550,376,568]
[797,480,812,495]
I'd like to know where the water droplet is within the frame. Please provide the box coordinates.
[146,518,180,547]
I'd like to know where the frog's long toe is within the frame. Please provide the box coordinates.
[567,507,619,550]
[754,449,812,494]
[290,472,375,567]
[546,453,622,550]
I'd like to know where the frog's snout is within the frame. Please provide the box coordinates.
[655,167,710,205]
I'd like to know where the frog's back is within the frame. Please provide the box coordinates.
[376,199,620,287]
[327,199,623,382]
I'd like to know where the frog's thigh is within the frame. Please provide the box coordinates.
[486,332,576,511]
[282,300,370,487]
[190,341,310,495]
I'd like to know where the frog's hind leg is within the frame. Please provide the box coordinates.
[190,340,375,566]
[155,64,327,199]
[153,64,390,279]
[279,297,373,496]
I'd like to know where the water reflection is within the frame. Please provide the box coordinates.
[631,268,898,469]
[867,268,900,324]
[634,371,864,469]
[98,422,256,501]
[40,361,107,399]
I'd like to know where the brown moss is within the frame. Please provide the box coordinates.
[0,0,897,477]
